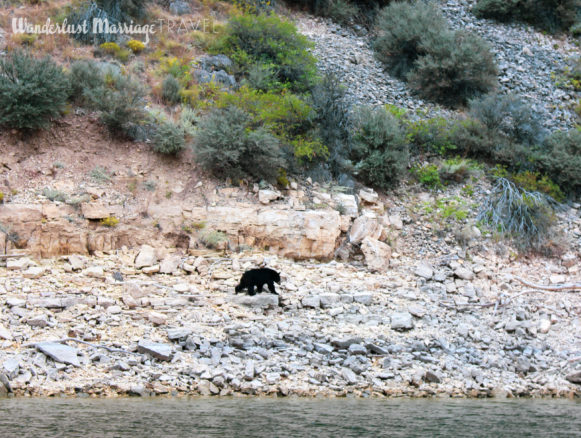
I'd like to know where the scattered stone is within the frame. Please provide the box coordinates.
[360,237,391,272]
[565,371,581,384]
[169,0,191,15]
[408,304,426,318]
[37,342,80,366]
[124,282,147,299]
[23,266,45,279]
[415,263,433,280]
[424,370,441,384]
[0,373,11,396]
[258,189,282,204]
[68,255,86,271]
[349,215,382,244]
[454,267,474,281]
[301,295,321,308]
[319,293,340,309]
[348,344,367,355]
[135,245,157,269]
[83,266,105,278]
[342,367,358,385]
[7,257,32,271]
[167,328,192,341]
[148,312,168,326]
[27,315,49,328]
[160,255,181,274]
[142,265,160,275]
[358,189,379,204]
[538,319,551,334]
[0,325,13,341]
[390,312,414,331]
[2,358,19,379]
[233,294,279,308]
[244,360,255,381]
[137,340,173,361]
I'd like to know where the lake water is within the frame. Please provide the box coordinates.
[0,397,580,437]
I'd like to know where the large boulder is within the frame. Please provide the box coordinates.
[349,214,382,244]
[360,237,391,272]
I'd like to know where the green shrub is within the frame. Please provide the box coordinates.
[69,59,108,104]
[243,62,279,92]
[152,118,186,155]
[412,163,442,189]
[350,106,409,189]
[408,31,497,107]
[0,50,70,130]
[373,2,448,79]
[310,73,352,176]
[405,116,458,154]
[539,129,581,196]
[199,230,228,249]
[473,0,580,34]
[162,74,182,105]
[439,158,482,183]
[91,74,147,138]
[511,171,564,201]
[374,2,497,106]
[212,13,317,91]
[478,177,558,251]
[468,93,546,146]
[194,106,286,181]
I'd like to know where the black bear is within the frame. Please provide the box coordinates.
[235,268,281,296]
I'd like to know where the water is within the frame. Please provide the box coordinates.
[0,398,580,437]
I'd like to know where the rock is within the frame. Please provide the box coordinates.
[332,337,363,349]
[353,293,373,305]
[198,379,219,396]
[83,266,104,278]
[148,311,167,326]
[122,295,138,309]
[415,263,433,280]
[342,367,358,385]
[349,215,382,244]
[167,328,192,341]
[81,203,113,220]
[124,282,147,299]
[2,358,19,380]
[565,371,581,384]
[244,360,255,381]
[360,237,391,272]
[137,340,173,361]
[198,54,233,71]
[142,265,160,275]
[258,189,282,204]
[366,343,388,355]
[7,257,32,271]
[333,193,358,217]
[319,293,340,309]
[358,189,379,204]
[0,325,13,341]
[233,294,279,308]
[37,342,80,366]
[68,254,86,271]
[516,356,532,374]
[314,343,334,354]
[27,315,49,328]
[301,295,321,308]
[388,215,403,230]
[424,370,441,383]
[135,245,157,269]
[538,319,551,334]
[561,253,578,268]
[390,312,414,331]
[159,255,181,274]
[23,266,45,279]
[454,267,474,281]
[0,373,11,396]
[408,304,426,318]
[169,0,191,15]
[348,344,367,355]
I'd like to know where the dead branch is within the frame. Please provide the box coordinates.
[514,276,581,291]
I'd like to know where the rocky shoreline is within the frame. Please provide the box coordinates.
[1,238,580,399]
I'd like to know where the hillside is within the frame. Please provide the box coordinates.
[0,0,580,398]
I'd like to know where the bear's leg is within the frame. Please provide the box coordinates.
[248,284,256,296]
[267,281,278,295]
[256,283,265,294]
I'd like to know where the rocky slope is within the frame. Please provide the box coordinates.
[0,238,580,398]
[297,0,580,129]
